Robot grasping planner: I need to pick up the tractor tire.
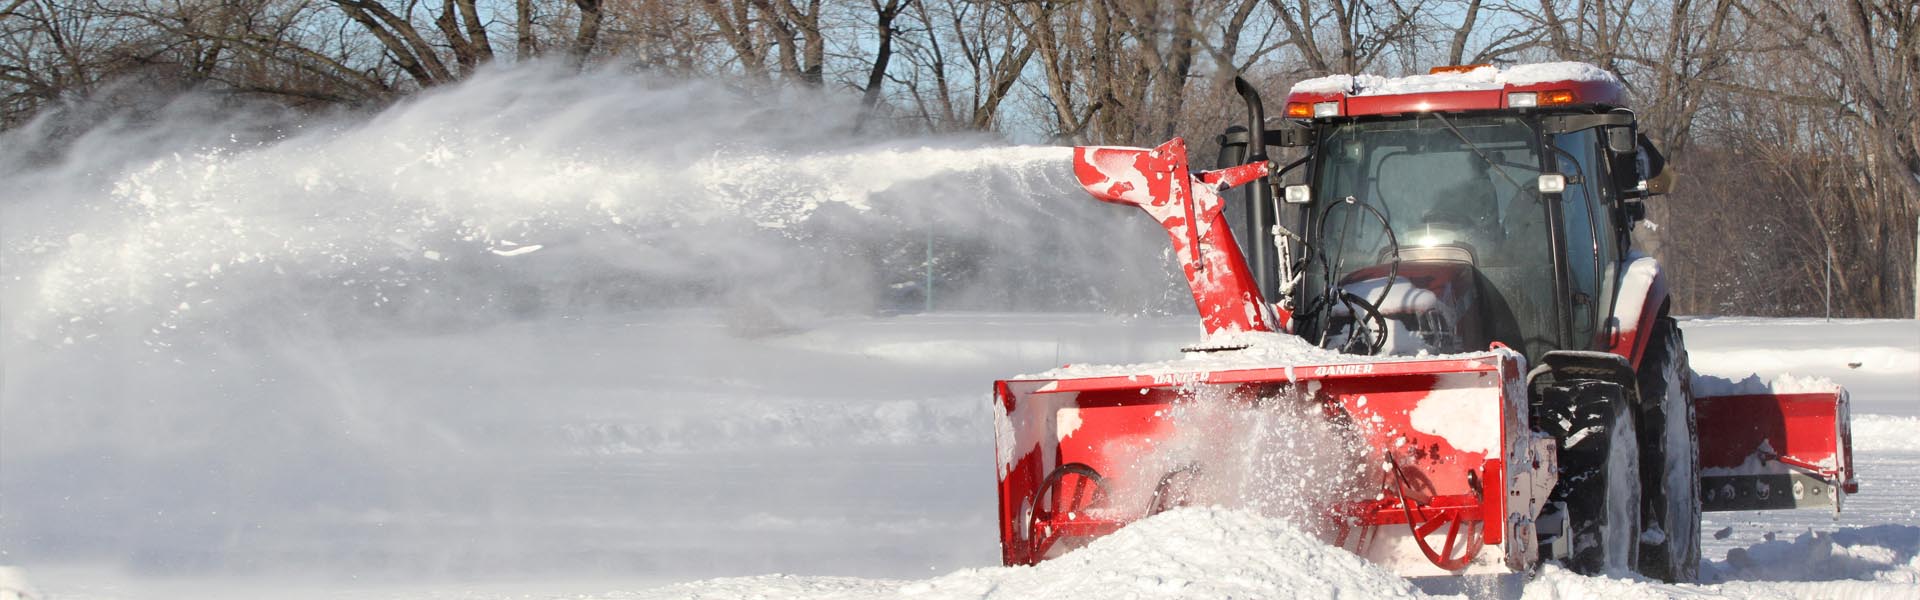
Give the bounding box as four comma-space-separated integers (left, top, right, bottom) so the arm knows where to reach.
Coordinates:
1544, 380, 1642, 575
1636, 316, 1702, 582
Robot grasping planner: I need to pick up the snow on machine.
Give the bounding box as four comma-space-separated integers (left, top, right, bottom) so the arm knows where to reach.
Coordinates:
993, 63, 1854, 581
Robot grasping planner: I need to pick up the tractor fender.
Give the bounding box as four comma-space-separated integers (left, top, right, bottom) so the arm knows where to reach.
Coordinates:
1535, 351, 1637, 391
1606, 252, 1668, 368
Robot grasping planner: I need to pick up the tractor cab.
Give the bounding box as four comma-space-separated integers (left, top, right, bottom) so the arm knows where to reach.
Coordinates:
1223, 64, 1668, 364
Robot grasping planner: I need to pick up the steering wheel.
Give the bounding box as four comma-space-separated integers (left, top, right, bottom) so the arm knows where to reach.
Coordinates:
1312, 196, 1400, 355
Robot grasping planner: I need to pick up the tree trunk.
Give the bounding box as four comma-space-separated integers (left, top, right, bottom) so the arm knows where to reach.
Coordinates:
516, 0, 536, 58
857, 0, 906, 130
1448, 0, 1481, 65
572, 0, 604, 65
457, 0, 494, 64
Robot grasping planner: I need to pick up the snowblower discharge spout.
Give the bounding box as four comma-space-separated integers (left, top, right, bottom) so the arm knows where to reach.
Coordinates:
1072, 139, 1275, 336
995, 62, 1854, 581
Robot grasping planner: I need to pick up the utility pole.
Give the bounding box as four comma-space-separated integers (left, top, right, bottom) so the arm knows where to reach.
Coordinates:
1825, 245, 1833, 322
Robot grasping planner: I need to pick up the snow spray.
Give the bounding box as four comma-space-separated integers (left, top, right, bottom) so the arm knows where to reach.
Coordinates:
1102, 384, 1372, 540
0, 64, 1182, 577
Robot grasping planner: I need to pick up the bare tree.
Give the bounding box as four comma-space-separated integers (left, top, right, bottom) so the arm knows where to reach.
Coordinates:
1268, 0, 1427, 77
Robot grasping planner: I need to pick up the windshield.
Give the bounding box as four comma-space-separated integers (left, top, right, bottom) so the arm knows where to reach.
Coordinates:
1303, 114, 1561, 360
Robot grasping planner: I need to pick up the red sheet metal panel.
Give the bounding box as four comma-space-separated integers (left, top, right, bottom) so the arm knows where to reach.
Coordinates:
1697, 392, 1850, 476
1346, 90, 1506, 116
1696, 389, 1855, 511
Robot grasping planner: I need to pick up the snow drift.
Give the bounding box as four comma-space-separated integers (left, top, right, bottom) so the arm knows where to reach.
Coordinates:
628, 508, 1420, 600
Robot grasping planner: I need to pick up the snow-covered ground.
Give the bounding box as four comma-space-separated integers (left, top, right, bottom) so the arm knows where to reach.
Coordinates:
2, 65, 1914, 599
4, 313, 1915, 599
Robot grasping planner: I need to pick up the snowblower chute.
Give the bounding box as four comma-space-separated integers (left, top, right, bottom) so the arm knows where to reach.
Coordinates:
993, 63, 1854, 580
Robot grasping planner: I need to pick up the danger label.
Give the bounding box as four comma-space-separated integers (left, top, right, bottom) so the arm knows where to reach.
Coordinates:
1313, 363, 1376, 377
1151, 371, 1204, 386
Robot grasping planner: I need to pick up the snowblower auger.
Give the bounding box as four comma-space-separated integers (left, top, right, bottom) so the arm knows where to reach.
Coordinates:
994, 353, 1550, 572
993, 62, 1855, 581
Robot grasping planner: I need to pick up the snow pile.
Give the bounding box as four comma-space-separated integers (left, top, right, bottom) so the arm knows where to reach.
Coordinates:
1025, 331, 1335, 379
1291, 62, 1618, 97
1690, 372, 1841, 397
1708, 526, 1920, 585
1688, 344, 1919, 377
1519, 564, 1676, 599
1460, 528, 1920, 599
1023, 330, 1487, 380
624, 508, 1422, 600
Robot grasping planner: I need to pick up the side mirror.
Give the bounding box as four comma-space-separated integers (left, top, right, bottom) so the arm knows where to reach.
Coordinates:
1608, 127, 1640, 195
1606, 126, 1636, 155
1283, 184, 1312, 204
1538, 174, 1567, 194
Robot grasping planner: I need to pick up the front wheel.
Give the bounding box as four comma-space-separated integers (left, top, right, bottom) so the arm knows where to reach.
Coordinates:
1637, 316, 1702, 582
1547, 381, 1642, 575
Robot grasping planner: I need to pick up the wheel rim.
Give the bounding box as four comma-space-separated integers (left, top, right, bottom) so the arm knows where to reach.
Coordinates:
1388, 452, 1485, 571
1027, 463, 1108, 560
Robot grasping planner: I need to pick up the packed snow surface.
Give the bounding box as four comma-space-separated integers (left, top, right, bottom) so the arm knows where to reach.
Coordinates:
3, 65, 1916, 600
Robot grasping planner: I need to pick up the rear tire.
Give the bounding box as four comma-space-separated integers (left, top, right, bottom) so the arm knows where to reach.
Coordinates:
1636, 316, 1702, 582
1546, 381, 1641, 575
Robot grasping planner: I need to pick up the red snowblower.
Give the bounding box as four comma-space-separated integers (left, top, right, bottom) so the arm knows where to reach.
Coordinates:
993, 63, 1854, 581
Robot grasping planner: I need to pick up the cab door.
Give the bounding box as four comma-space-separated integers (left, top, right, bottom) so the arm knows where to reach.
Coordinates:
1550, 129, 1620, 350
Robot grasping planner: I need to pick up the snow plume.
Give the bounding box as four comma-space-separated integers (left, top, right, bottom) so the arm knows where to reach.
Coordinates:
0, 62, 1178, 345
0, 63, 1182, 579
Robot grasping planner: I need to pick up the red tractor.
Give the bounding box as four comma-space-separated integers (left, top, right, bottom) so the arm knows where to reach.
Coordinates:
993, 63, 1853, 581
